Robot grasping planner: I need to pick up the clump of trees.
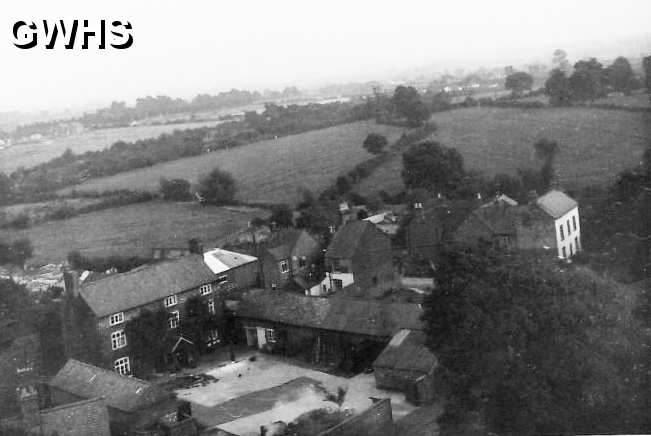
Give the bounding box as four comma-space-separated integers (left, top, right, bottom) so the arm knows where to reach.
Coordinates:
424, 247, 650, 435
197, 168, 236, 205
67, 250, 149, 273
362, 133, 388, 154
0, 238, 33, 269
545, 55, 642, 105
504, 71, 534, 97
391, 86, 431, 127
159, 178, 192, 201
401, 141, 465, 195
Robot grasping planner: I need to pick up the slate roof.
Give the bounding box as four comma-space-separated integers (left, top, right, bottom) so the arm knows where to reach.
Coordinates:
326, 220, 375, 259
79, 255, 217, 317
263, 228, 306, 260
535, 190, 578, 219
203, 248, 257, 274
50, 359, 173, 413
237, 289, 423, 337
373, 329, 437, 373
471, 203, 518, 235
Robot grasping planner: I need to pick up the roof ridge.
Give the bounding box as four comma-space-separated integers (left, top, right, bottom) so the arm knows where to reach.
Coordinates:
64, 359, 151, 387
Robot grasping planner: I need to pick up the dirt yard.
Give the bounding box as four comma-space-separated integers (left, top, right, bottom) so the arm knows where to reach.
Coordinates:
175, 351, 417, 435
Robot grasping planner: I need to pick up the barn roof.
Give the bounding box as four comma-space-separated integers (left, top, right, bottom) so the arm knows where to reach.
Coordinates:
373, 329, 437, 373
535, 190, 578, 219
237, 289, 423, 337
326, 220, 376, 259
50, 359, 173, 412
79, 255, 217, 317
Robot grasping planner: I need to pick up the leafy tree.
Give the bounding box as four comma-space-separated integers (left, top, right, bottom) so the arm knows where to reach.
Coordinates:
643, 55, 651, 93
545, 68, 572, 106
335, 176, 351, 195
0, 173, 12, 205
124, 308, 176, 375
269, 205, 294, 228
534, 138, 560, 192
431, 91, 452, 112
605, 56, 639, 95
179, 296, 221, 354
504, 71, 534, 97
159, 177, 192, 201
362, 133, 388, 154
401, 141, 465, 195
0, 238, 33, 269
569, 58, 606, 101
392, 86, 430, 126
197, 168, 236, 205
423, 248, 636, 435
551, 49, 571, 72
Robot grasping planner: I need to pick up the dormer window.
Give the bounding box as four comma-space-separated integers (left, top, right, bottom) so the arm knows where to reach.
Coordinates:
279, 260, 289, 273
109, 312, 124, 326
164, 295, 178, 307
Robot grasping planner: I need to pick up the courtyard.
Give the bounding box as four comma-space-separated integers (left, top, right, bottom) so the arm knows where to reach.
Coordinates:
174, 350, 418, 435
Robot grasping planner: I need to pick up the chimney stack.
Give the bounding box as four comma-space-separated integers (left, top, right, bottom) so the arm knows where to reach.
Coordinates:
188, 239, 204, 255
18, 385, 40, 431
63, 270, 80, 298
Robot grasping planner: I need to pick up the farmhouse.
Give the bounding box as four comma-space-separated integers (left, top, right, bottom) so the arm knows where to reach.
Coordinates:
63, 250, 257, 375
260, 228, 320, 291
454, 190, 582, 259
323, 220, 393, 292
237, 289, 425, 374
48, 359, 196, 435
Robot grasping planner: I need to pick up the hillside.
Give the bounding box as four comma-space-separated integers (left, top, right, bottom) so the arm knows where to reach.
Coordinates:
0, 201, 268, 267
61, 121, 406, 205
355, 107, 651, 197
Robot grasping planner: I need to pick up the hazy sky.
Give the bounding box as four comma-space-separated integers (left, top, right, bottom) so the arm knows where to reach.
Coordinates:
1, 0, 650, 112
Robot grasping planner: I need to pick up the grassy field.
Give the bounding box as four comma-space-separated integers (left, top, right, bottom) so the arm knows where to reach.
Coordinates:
0, 201, 268, 266
356, 106, 651, 197
62, 121, 407, 205
0, 119, 226, 174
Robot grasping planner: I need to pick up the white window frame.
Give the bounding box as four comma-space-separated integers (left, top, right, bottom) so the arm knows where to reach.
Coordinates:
114, 357, 130, 375
265, 328, 276, 343
299, 256, 307, 268
217, 274, 228, 285
207, 299, 216, 315
559, 224, 565, 241
279, 259, 289, 273
111, 330, 127, 350
164, 295, 178, 307
168, 311, 180, 329
109, 312, 124, 326
199, 284, 212, 296
206, 329, 220, 347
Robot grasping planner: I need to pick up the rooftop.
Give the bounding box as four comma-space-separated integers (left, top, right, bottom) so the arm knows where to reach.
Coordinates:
263, 228, 308, 260
237, 289, 423, 337
79, 255, 217, 317
535, 190, 578, 219
50, 359, 173, 413
203, 248, 257, 274
373, 329, 437, 374
327, 220, 377, 259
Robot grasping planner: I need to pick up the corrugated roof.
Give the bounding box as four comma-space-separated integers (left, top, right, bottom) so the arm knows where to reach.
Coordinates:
50, 359, 173, 412
203, 248, 257, 274
326, 220, 375, 259
79, 255, 217, 317
535, 190, 578, 219
373, 329, 437, 373
237, 290, 423, 337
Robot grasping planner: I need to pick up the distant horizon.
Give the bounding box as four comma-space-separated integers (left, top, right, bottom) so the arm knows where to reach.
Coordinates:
1, 0, 650, 115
